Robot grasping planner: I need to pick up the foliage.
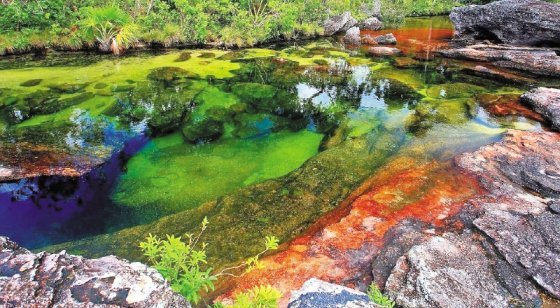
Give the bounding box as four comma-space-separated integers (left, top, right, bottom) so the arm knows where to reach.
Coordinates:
367, 283, 395, 308
214, 285, 282, 308
79, 6, 138, 53
139, 217, 279, 304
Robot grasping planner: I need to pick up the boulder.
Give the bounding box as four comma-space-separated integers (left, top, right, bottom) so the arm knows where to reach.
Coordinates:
324, 12, 357, 36
288, 278, 374, 308
385, 233, 526, 308
450, 0, 560, 46
440, 44, 560, 77
361, 17, 383, 31
367, 47, 401, 57
521, 87, 560, 130
0, 237, 189, 307
343, 27, 361, 45
362, 33, 396, 45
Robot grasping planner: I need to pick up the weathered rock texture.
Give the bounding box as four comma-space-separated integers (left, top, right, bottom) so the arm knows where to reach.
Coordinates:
362, 33, 396, 46
521, 87, 560, 130
450, 0, 560, 46
440, 44, 560, 77
288, 278, 374, 308
343, 27, 361, 45
0, 237, 188, 307
324, 12, 357, 36
361, 17, 383, 31
367, 47, 401, 57
378, 129, 560, 307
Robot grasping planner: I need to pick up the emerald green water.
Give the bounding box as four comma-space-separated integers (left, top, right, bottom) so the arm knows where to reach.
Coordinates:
0, 17, 551, 259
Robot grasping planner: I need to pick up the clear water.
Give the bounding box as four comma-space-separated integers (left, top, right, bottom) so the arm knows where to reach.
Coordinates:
0, 18, 548, 258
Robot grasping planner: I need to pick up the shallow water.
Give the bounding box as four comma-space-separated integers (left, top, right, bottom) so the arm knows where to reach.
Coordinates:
0, 17, 548, 256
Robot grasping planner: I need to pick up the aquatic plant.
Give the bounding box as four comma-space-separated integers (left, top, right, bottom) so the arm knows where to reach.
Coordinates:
139, 217, 279, 304
367, 283, 395, 308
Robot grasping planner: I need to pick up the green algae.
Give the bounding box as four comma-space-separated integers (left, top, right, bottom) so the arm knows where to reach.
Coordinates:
111, 129, 323, 216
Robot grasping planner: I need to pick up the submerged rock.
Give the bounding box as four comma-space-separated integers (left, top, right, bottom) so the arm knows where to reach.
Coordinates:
288, 278, 374, 308
343, 27, 361, 45
362, 33, 396, 45
324, 12, 357, 36
440, 44, 560, 77
0, 237, 188, 307
521, 87, 560, 130
367, 47, 401, 57
450, 0, 560, 46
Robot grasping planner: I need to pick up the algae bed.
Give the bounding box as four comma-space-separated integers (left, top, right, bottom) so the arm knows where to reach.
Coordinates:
0, 18, 548, 267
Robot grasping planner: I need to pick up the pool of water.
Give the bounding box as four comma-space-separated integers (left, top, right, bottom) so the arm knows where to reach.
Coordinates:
0, 17, 548, 254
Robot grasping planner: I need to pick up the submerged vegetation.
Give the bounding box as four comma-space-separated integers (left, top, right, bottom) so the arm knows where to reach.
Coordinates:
0, 0, 480, 54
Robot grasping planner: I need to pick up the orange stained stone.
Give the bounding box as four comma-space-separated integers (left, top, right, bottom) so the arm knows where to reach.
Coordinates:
217, 156, 483, 307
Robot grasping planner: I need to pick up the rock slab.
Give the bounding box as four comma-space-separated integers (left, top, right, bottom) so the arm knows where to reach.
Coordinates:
289, 278, 374, 308
0, 237, 189, 307
521, 87, 560, 130
324, 12, 357, 36
450, 0, 560, 46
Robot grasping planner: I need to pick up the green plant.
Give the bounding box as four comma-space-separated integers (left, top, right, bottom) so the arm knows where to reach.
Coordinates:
139, 217, 280, 304
79, 5, 138, 54
215, 285, 281, 308
367, 283, 395, 308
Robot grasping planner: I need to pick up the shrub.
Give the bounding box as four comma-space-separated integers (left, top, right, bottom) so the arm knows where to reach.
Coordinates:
139, 217, 280, 304
367, 283, 395, 308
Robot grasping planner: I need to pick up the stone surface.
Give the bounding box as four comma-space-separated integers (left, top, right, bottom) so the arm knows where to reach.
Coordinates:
288, 278, 374, 308
440, 44, 560, 77
0, 237, 188, 307
385, 233, 521, 308
551, 200, 560, 214
521, 87, 560, 130
343, 27, 361, 45
367, 47, 401, 57
324, 12, 357, 36
361, 17, 383, 31
362, 33, 396, 46
450, 0, 560, 46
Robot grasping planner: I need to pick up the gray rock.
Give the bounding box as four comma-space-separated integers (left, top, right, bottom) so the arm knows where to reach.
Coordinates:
521, 87, 560, 131
367, 47, 401, 57
362, 33, 396, 45
324, 12, 357, 36
450, 0, 560, 46
361, 17, 383, 31
384, 233, 523, 308
343, 27, 361, 45
289, 278, 374, 308
551, 200, 560, 214
474, 210, 560, 298
0, 237, 188, 307
440, 44, 560, 77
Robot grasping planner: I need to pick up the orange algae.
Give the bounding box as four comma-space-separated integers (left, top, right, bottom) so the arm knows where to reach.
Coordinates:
217, 156, 484, 306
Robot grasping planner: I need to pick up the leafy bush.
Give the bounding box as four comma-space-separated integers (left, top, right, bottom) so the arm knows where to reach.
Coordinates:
214, 285, 282, 308
139, 217, 279, 304
367, 283, 395, 308
79, 6, 138, 53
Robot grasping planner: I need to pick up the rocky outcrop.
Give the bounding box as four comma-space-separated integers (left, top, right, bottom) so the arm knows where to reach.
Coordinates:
361, 17, 383, 31
521, 87, 560, 130
324, 12, 357, 36
450, 0, 560, 46
362, 33, 396, 46
377, 129, 560, 307
288, 278, 374, 308
343, 27, 361, 45
440, 44, 560, 77
0, 237, 188, 307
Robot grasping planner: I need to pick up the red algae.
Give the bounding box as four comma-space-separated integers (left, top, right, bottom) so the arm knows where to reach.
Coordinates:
476, 93, 546, 122
217, 156, 483, 306
361, 27, 453, 58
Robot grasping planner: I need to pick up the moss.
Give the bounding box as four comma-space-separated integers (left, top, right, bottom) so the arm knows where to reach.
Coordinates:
175, 52, 192, 62
111, 84, 136, 92
182, 118, 225, 144
198, 52, 216, 58
47, 82, 88, 94
20, 79, 42, 87
426, 83, 486, 99
94, 83, 108, 89
231, 82, 277, 106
